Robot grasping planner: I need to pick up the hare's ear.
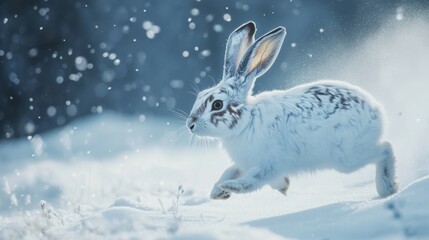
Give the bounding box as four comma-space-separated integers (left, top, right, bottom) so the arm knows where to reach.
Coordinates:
236, 27, 286, 81
223, 21, 256, 79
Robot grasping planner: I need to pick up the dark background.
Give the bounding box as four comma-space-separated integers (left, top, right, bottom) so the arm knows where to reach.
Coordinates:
1, 0, 428, 141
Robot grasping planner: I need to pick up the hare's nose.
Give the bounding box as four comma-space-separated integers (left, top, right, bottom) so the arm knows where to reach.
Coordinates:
186, 117, 197, 131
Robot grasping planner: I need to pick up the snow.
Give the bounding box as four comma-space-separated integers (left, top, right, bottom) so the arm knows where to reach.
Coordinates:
250, 177, 429, 239
0, 111, 428, 239
1, 3, 429, 239
75, 56, 88, 71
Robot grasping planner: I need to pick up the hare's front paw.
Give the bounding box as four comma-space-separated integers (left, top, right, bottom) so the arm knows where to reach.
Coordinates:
210, 187, 231, 200
218, 180, 250, 193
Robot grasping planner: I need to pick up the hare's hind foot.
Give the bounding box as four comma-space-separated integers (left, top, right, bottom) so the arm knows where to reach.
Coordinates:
375, 141, 398, 197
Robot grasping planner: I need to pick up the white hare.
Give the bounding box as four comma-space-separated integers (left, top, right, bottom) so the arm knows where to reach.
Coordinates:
186, 21, 397, 199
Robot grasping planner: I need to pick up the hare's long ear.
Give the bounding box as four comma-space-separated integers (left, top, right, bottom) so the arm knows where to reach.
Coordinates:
223, 21, 256, 79
236, 27, 286, 84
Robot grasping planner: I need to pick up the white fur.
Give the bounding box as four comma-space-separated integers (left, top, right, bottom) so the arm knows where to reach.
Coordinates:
225, 80, 381, 173
187, 22, 397, 199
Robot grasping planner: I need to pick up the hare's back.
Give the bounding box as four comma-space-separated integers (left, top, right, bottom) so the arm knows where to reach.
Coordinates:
285, 80, 382, 124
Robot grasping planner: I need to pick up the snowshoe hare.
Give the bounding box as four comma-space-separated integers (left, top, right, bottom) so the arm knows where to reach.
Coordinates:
186, 21, 397, 199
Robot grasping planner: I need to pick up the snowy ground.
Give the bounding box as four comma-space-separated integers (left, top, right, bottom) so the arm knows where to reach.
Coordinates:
0, 111, 428, 240
1, 15, 429, 240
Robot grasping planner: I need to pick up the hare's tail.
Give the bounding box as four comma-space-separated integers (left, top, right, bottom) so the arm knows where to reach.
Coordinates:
375, 141, 398, 197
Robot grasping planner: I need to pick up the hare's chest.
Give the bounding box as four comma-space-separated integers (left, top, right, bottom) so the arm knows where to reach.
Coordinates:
221, 133, 278, 170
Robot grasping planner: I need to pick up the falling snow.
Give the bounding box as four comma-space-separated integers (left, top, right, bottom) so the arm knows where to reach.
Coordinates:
74, 56, 88, 71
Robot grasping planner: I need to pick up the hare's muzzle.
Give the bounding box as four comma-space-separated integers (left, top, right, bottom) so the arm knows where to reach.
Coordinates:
186, 117, 196, 131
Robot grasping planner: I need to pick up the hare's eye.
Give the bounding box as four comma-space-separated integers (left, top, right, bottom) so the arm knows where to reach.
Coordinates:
212, 100, 223, 111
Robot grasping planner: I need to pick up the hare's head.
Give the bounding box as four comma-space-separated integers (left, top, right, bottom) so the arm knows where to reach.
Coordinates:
187, 21, 286, 138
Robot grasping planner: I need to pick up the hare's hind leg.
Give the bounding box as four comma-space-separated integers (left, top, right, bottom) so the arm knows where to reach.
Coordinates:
269, 177, 290, 195
375, 141, 398, 197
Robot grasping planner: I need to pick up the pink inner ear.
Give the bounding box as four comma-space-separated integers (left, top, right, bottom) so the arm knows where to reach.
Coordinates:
249, 37, 280, 75
238, 28, 285, 78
